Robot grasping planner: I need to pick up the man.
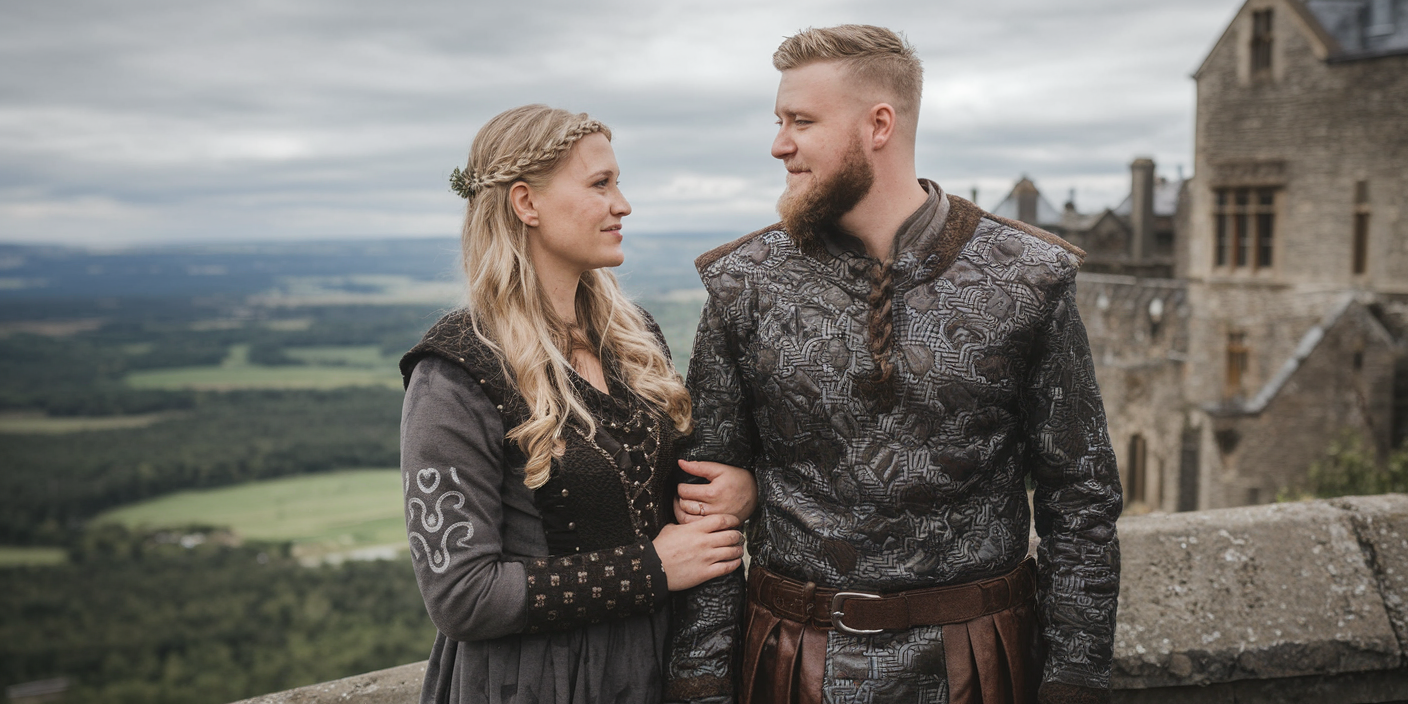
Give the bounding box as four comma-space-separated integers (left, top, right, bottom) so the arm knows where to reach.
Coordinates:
666, 25, 1121, 704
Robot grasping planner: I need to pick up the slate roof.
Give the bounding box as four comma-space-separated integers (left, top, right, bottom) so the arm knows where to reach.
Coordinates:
1113, 178, 1185, 219
990, 184, 1065, 227
1305, 0, 1408, 59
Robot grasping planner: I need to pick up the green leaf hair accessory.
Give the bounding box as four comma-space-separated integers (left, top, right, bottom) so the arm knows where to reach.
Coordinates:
449, 167, 478, 199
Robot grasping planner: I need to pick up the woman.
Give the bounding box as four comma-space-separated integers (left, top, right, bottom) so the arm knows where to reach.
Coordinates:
399, 104, 753, 704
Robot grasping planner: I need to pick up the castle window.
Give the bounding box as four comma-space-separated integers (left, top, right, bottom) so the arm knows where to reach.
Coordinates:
1251, 9, 1274, 75
1256, 190, 1274, 267
1354, 180, 1370, 275
1127, 434, 1150, 506
1215, 190, 1229, 266
1226, 332, 1249, 398
1213, 187, 1276, 270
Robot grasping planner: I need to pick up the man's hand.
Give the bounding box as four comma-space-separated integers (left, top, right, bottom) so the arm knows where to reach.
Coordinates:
674, 460, 757, 524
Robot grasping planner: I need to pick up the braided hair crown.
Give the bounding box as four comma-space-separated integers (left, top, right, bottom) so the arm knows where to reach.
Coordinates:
450, 109, 608, 200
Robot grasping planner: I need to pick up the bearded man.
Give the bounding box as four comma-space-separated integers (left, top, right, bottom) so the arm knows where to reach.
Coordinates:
666, 25, 1121, 704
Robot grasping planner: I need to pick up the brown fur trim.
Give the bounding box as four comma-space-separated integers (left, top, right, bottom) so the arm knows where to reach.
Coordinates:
926, 194, 986, 278
983, 212, 1087, 264
694, 222, 783, 274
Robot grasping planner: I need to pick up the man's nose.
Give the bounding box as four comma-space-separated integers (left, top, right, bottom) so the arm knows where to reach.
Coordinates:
771, 129, 794, 160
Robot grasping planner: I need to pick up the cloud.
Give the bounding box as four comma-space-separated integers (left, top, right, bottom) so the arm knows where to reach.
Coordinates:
0, 0, 1242, 245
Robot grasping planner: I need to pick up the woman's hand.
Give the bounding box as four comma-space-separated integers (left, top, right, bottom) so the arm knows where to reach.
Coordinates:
653, 513, 745, 591
674, 460, 757, 524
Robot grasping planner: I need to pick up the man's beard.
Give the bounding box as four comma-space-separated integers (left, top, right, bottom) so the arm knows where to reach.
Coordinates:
777, 137, 875, 255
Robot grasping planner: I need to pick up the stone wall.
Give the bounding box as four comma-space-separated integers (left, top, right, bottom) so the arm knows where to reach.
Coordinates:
1175, 0, 1408, 512
231, 496, 1408, 704
1205, 298, 1401, 507
1189, 0, 1408, 294
1075, 273, 1191, 513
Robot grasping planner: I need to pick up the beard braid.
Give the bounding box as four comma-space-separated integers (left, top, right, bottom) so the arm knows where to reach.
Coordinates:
777, 136, 876, 256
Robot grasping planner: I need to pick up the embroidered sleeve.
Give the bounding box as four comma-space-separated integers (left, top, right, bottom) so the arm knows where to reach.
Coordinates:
1024, 279, 1123, 690
402, 356, 528, 642
521, 539, 668, 634
666, 285, 753, 701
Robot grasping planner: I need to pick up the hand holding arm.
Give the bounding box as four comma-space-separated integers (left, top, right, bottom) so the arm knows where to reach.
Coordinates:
654, 513, 745, 590
674, 460, 757, 524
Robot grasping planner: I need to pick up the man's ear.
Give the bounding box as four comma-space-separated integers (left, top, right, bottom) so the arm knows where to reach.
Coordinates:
868, 102, 898, 150
509, 182, 539, 228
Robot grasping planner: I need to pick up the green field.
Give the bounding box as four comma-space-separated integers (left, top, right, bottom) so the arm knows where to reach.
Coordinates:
284, 344, 392, 366
0, 411, 177, 434
97, 469, 407, 562
0, 546, 67, 567
125, 344, 402, 391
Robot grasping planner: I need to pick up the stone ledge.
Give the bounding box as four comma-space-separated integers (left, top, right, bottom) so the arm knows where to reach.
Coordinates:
1111, 668, 1408, 704
1114, 499, 1402, 689
229, 662, 424, 704
229, 495, 1408, 704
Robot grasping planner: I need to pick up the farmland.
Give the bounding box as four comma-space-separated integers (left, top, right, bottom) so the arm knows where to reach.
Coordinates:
98, 469, 407, 563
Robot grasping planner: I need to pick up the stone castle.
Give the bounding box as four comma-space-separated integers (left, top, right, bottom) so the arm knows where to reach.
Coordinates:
1000, 0, 1408, 512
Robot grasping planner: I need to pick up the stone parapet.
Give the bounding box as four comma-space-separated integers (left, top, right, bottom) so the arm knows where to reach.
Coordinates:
229, 662, 425, 704
232, 496, 1408, 704
1113, 495, 1408, 702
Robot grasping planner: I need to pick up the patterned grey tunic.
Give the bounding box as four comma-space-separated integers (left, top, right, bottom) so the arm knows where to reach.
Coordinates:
667, 183, 1122, 703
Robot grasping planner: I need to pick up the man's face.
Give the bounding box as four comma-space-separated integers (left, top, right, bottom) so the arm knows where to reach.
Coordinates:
772, 61, 875, 243
772, 61, 870, 208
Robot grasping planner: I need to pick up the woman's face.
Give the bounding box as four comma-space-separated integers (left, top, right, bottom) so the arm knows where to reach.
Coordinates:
522, 132, 631, 278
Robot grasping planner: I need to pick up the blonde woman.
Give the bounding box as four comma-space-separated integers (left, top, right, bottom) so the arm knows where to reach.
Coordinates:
398, 104, 753, 704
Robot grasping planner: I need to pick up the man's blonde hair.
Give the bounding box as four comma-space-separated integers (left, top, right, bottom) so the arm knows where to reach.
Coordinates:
773, 25, 923, 117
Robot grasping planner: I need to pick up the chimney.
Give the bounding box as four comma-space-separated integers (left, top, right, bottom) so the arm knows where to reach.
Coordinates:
1014, 177, 1039, 225
1130, 158, 1156, 262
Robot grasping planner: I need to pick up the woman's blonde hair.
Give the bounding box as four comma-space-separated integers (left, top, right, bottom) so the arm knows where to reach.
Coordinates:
456, 104, 691, 489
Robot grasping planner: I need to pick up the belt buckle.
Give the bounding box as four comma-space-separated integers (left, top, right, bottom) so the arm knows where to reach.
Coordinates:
830, 591, 883, 636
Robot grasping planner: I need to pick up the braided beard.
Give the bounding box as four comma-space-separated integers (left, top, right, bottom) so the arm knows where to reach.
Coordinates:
777, 136, 875, 255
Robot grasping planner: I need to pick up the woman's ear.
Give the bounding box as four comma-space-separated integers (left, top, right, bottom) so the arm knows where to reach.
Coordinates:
509, 182, 539, 228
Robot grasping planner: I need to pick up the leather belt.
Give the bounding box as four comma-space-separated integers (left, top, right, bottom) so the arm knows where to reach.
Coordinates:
747, 557, 1036, 637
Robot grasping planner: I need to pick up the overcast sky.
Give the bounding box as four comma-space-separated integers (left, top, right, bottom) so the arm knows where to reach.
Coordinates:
1, 0, 1242, 246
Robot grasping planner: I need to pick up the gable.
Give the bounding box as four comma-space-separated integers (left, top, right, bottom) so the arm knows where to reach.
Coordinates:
1194, 0, 1341, 79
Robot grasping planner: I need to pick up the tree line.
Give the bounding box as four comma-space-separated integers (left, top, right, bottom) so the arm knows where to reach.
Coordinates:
0, 525, 434, 704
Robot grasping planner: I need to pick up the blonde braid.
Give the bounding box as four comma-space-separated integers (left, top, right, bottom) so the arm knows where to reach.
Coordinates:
450, 118, 606, 199
865, 259, 898, 409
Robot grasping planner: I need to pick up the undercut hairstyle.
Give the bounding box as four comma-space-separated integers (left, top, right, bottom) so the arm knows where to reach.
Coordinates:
457, 104, 692, 489
773, 24, 923, 118
774, 25, 923, 406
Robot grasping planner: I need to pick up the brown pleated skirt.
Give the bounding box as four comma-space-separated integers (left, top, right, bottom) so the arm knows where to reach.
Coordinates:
740, 582, 1038, 704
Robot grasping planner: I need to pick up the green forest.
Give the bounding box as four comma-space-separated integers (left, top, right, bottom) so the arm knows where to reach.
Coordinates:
0, 273, 707, 703
1, 526, 433, 704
